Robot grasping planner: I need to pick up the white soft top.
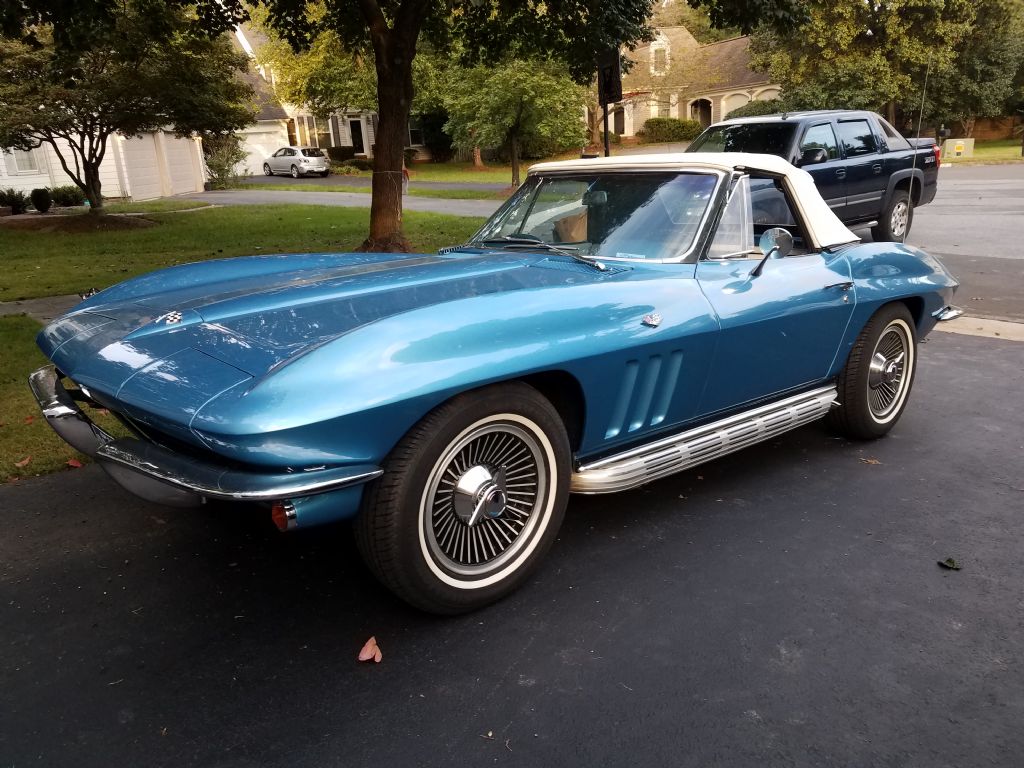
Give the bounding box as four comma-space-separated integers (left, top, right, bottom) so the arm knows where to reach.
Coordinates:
528, 152, 860, 251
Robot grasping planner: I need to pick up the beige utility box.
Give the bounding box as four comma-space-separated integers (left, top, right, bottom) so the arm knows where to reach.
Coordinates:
942, 138, 974, 159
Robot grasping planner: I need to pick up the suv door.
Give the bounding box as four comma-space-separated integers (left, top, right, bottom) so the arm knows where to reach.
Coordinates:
836, 119, 885, 222
798, 122, 846, 216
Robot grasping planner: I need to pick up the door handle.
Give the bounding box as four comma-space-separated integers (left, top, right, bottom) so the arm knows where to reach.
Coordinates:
872, 163, 883, 174
835, 169, 846, 179
825, 281, 854, 291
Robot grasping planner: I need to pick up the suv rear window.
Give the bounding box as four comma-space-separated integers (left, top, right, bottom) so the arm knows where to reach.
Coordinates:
688, 123, 797, 158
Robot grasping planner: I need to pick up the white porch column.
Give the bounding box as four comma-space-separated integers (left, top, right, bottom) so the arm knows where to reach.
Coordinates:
624, 102, 635, 136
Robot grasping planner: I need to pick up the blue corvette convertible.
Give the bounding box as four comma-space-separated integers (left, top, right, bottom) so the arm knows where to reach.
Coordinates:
30, 153, 961, 613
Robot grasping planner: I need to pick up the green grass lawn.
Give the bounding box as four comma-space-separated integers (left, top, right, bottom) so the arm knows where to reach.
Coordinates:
944, 138, 1024, 164
237, 182, 509, 200
0, 204, 486, 301
0, 314, 125, 482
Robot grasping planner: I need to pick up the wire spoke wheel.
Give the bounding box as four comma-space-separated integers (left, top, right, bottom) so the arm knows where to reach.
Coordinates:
866, 324, 910, 420
423, 419, 547, 578
827, 303, 918, 440
356, 382, 569, 614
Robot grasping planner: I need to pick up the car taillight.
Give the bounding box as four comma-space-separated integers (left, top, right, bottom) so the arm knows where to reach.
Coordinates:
933, 144, 941, 169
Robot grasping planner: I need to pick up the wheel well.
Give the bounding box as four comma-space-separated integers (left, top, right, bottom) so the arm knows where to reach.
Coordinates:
519, 370, 586, 451
897, 296, 925, 330
894, 178, 921, 205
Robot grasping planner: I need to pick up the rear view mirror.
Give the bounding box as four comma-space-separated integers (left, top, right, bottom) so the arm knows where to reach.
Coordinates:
582, 190, 607, 206
798, 148, 828, 166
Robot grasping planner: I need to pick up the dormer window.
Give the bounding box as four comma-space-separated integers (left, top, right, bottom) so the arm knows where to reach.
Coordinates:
650, 34, 670, 76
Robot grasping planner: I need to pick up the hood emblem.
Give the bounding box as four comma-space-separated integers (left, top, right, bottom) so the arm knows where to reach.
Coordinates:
157, 311, 183, 325
641, 312, 662, 328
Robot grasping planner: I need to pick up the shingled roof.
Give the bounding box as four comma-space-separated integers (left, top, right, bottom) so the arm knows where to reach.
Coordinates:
229, 29, 289, 122
694, 36, 771, 91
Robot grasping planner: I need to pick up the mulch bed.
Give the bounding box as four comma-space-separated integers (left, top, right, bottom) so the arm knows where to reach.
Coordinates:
0, 213, 156, 233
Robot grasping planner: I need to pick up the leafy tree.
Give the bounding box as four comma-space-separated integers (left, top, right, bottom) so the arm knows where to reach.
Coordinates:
445, 60, 586, 187
675, 4, 741, 44
925, 0, 1024, 135
747, 0, 976, 123
0, 4, 253, 211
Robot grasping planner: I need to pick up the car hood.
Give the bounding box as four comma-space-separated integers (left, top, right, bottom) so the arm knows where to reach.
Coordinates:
40, 250, 629, 432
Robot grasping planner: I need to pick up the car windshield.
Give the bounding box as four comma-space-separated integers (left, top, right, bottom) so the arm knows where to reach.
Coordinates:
471, 172, 720, 261
301, 148, 325, 157
688, 123, 797, 158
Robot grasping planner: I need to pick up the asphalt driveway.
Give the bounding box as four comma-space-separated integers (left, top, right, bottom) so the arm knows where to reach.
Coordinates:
3, 330, 1022, 767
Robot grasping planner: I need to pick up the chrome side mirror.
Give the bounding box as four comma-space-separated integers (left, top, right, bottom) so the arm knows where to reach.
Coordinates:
759, 227, 793, 259
751, 227, 794, 278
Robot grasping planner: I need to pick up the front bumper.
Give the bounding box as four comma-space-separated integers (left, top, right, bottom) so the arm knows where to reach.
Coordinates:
29, 365, 382, 509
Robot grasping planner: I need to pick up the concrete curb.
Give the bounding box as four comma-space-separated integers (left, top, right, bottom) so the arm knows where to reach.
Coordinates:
933, 315, 1024, 342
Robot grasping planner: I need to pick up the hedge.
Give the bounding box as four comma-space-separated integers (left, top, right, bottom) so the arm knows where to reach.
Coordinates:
637, 117, 704, 143
724, 99, 784, 120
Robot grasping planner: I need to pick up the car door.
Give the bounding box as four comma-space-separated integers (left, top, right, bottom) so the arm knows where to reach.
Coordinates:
695, 175, 855, 416
798, 122, 847, 216
836, 119, 885, 222
269, 148, 285, 173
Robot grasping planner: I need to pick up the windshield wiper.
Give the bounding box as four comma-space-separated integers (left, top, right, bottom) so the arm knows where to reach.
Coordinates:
477, 236, 608, 272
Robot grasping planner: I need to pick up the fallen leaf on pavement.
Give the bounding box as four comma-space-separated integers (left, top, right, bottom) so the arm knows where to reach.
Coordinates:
859, 458, 882, 465
67, 458, 83, 468
358, 636, 382, 663
938, 557, 962, 571
14, 456, 32, 468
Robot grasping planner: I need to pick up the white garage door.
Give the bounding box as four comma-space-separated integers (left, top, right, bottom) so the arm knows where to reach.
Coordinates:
120, 135, 162, 201
163, 135, 201, 195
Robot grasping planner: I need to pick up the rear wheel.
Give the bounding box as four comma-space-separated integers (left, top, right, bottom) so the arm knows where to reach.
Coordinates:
872, 189, 912, 242
263, 163, 273, 176
827, 303, 917, 439
356, 383, 570, 614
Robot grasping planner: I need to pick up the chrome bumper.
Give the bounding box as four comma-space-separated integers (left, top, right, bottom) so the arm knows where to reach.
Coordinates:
932, 305, 964, 321
28, 365, 382, 508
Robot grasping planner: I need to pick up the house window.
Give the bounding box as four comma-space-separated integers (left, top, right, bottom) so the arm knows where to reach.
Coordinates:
652, 49, 667, 74
408, 117, 424, 146
4, 149, 38, 174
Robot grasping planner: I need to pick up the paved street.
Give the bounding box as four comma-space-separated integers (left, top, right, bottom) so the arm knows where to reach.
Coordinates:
247, 172, 507, 192
2, 331, 1023, 767
189, 188, 500, 218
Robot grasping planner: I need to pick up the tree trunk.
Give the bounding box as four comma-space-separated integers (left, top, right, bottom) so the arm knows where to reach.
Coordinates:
472, 146, 485, 168
361, 52, 413, 252
886, 101, 896, 125
83, 160, 104, 212
510, 134, 521, 188
587, 102, 602, 147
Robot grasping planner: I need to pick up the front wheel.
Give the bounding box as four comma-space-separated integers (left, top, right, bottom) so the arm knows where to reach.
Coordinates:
872, 190, 913, 242
355, 383, 570, 614
263, 163, 273, 176
827, 303, 917, 439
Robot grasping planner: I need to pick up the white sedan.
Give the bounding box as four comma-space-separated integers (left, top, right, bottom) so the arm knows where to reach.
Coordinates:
263, 146, 330, 178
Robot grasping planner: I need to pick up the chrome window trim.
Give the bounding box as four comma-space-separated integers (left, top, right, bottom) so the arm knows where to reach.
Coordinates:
508, 168, 728, 265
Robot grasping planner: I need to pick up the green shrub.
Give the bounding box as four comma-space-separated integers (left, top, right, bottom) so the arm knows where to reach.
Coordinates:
202, 134, 246, 190
30, 188, 52, 213
326, 146, 356, 163
330, 163, 363, 175
638, 117, 704, 143
599, 130, 622, 145
0, 188, 30, 214
344, 158, 373, 171
403, 147, 419, 166
724, 99, 784, 120
49, 184, 87, 207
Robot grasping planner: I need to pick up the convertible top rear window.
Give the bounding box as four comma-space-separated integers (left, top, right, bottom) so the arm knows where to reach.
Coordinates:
689, 123, 797, 158
472, 172, 720, 262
